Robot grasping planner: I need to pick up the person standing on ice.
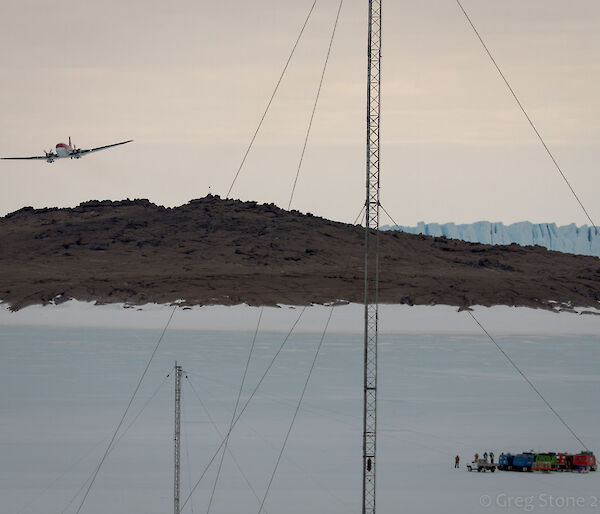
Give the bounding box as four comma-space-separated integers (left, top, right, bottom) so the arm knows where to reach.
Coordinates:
455, 455, 460, 468
490, 451, 495, 464
483, 452, 488, 462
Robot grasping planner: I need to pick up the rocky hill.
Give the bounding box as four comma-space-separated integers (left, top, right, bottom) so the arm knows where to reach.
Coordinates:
1, 196, 599, 311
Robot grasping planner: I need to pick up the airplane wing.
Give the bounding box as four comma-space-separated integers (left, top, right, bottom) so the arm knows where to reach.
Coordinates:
74, 140, 133, 156
1, 154, 53, 160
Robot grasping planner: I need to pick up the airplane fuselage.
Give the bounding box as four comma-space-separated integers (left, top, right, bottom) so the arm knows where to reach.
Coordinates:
55, 143, 74, 158
54, 137, 82, 161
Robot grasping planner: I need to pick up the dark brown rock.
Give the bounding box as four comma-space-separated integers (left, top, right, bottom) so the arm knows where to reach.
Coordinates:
0, 195, 599, 311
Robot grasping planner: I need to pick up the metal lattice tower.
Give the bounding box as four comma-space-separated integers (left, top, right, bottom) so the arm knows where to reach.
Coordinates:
363, 1, 381, 514
174, 362, 183, 514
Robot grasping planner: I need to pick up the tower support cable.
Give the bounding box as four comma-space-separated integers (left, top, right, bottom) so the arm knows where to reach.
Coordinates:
257, 306, 335, 514
455, 0, 597, 233
468, 311, 589, 451
226, 0, 318, 198
206, 308, 264, 514
288, 0, 344, 210
184, 376, 267, 510
180, 307, 307, 510
363, 1, 382, 513
59, 368, 172, 514
74, 306, 177, 514
380, 198, 592, 452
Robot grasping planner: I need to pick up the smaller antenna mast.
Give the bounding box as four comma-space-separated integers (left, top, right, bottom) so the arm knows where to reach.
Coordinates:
174, 362, 183, 514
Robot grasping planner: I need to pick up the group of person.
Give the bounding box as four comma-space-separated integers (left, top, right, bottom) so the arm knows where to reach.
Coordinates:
454, 451, 495, 468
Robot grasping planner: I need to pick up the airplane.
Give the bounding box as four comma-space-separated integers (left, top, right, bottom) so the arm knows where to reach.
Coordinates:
1, 137, 133, 163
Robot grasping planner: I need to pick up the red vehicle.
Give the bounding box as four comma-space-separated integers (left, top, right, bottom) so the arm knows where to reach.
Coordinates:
573, 452, 596, 472
557, 453, 573, 471
557, 452, 597, 472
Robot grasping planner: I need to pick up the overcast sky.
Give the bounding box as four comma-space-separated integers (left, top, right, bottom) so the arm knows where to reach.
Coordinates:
1, 0, 598, 225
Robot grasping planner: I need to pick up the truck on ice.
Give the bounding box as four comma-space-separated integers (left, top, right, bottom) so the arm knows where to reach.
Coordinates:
498, 451, 596, 473
467, 458, 496, 472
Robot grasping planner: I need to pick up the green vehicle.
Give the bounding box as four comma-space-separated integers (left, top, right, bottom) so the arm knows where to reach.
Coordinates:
533, 453, 557, 472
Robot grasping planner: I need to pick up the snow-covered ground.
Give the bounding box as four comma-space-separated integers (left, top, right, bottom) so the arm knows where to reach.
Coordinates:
1, 302, 599, 513
1, 300, 600, 335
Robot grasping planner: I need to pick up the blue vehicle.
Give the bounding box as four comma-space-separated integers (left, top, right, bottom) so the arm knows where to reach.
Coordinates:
498, 452, 534, 472
498, 453, 513, 470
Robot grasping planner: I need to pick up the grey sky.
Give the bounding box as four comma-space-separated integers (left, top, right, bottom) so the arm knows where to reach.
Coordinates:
1, 0, 598, 225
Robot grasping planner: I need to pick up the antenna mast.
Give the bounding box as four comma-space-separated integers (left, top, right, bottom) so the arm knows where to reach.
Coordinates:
363, 1, 381, 513
174, 362, 183, 514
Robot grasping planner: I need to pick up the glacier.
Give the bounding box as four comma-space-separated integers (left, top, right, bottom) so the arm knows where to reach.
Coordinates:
383, 221, 600, 258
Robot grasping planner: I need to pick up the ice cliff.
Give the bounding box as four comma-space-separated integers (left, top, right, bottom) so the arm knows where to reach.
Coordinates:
384, 221, 600, 258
